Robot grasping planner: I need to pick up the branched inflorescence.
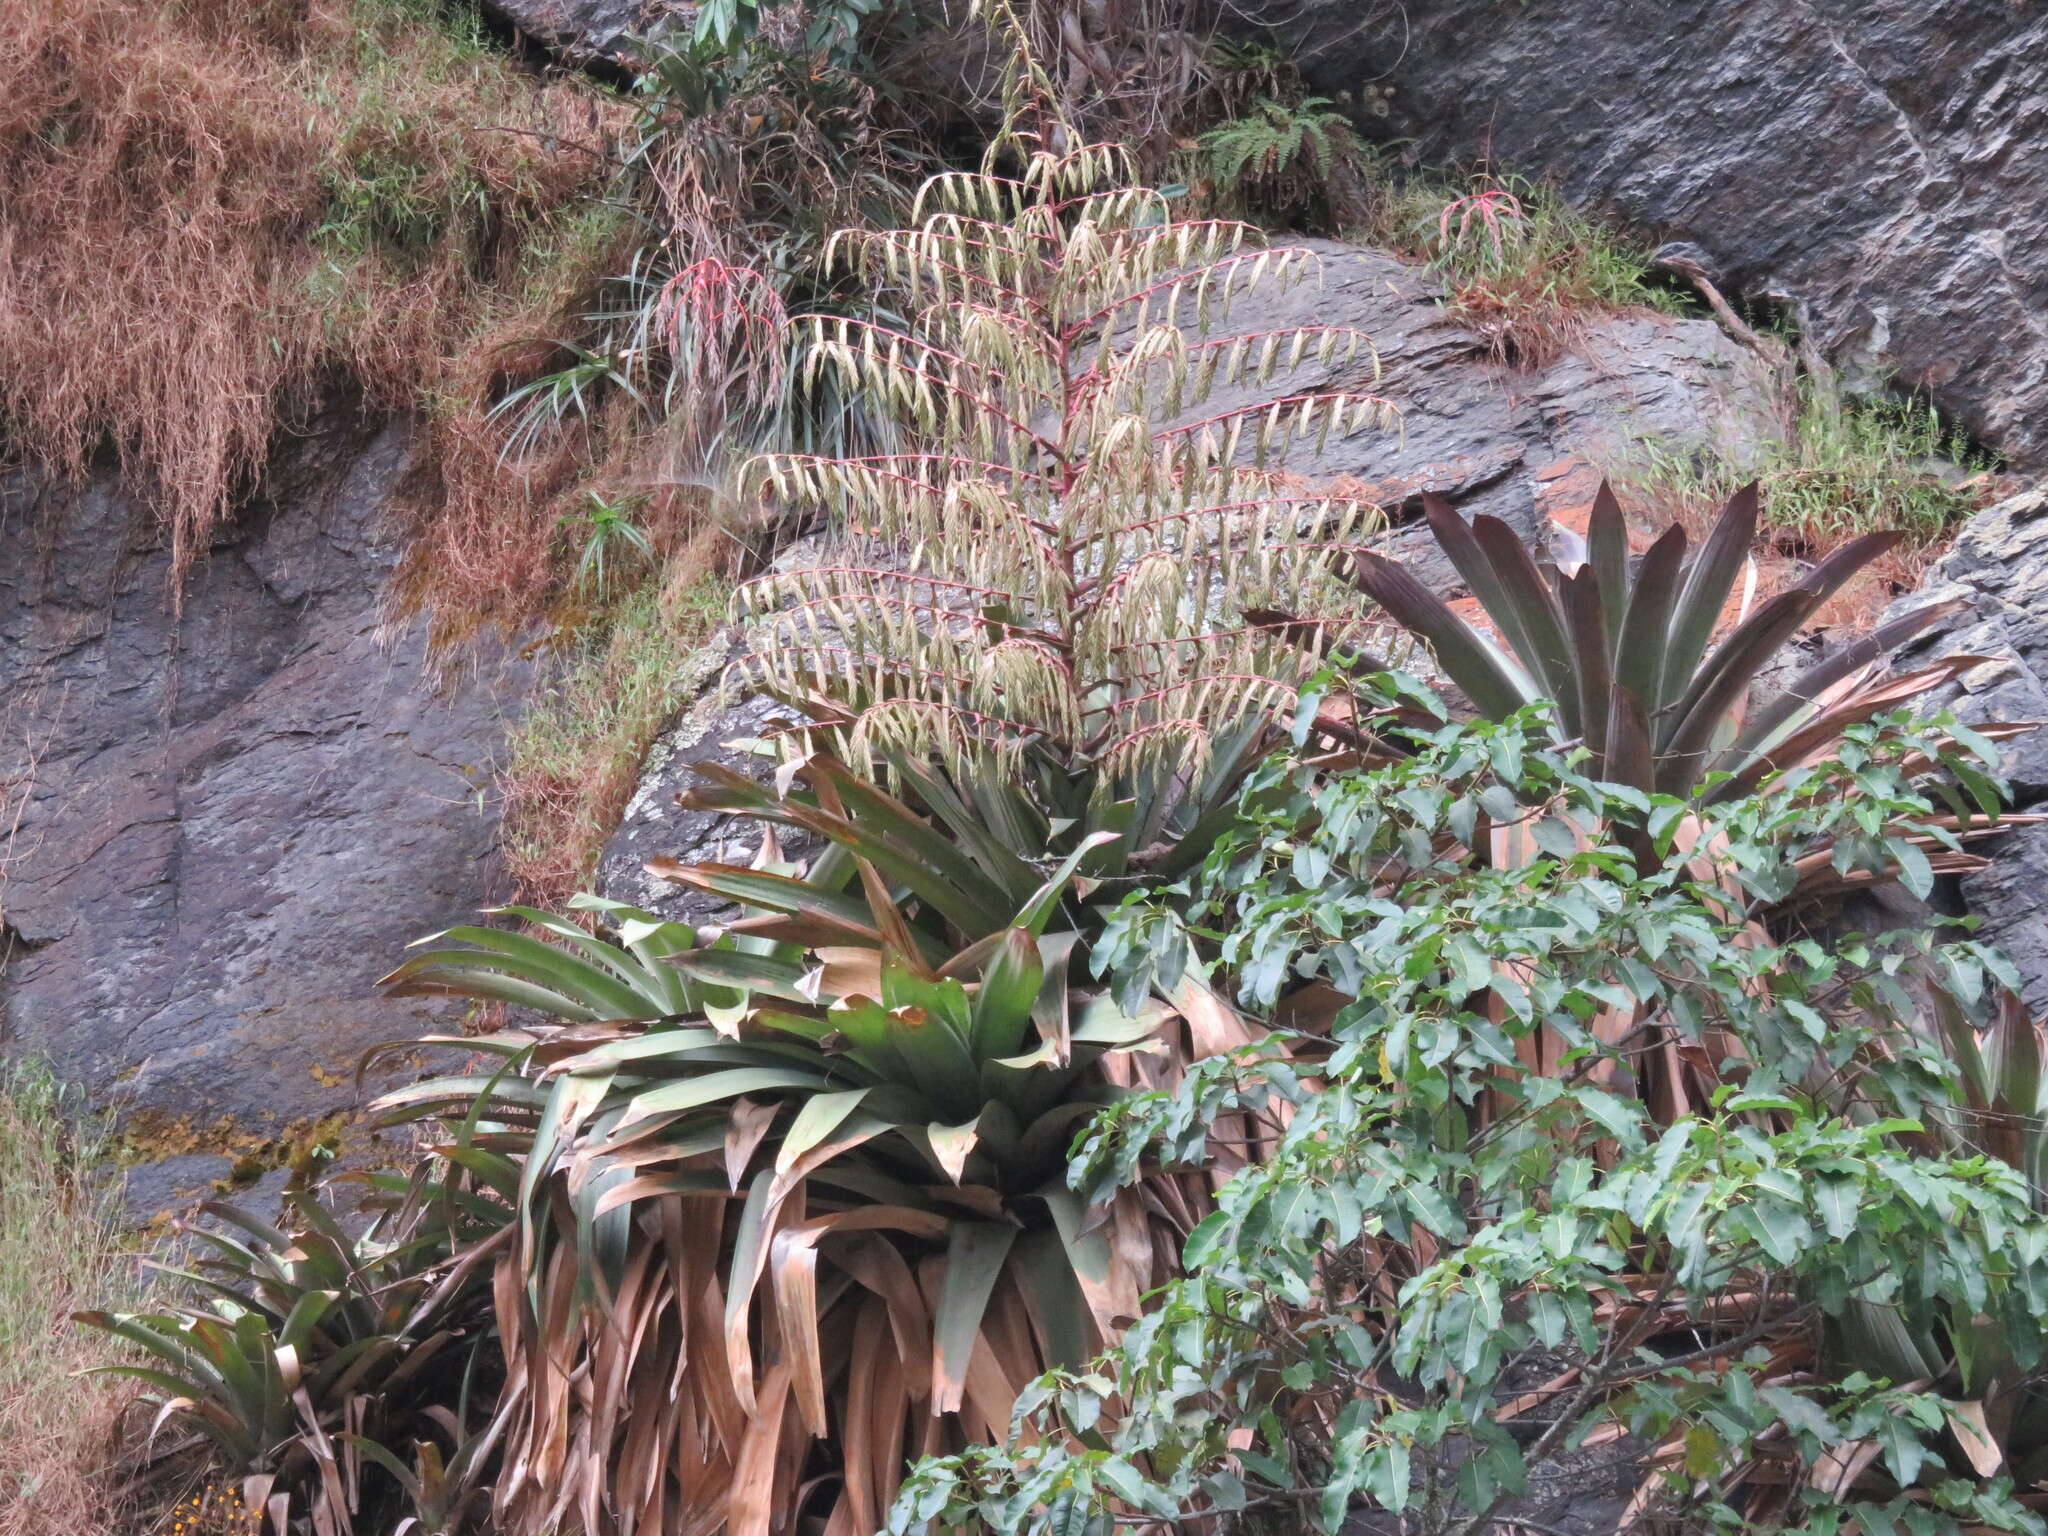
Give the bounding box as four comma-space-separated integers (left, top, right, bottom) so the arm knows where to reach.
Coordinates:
728, 141, 1399, 789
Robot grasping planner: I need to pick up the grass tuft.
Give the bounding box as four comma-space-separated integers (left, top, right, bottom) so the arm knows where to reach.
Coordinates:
0, 1064, 149, 1536
1378, 172, 1684, 366
1624, 377, 1999, 543
1617, 376, 2002, 624
499, 570, 730, 908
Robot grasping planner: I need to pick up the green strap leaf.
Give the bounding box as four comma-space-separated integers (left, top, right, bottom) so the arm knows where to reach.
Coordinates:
931, 1221, 1019, 1414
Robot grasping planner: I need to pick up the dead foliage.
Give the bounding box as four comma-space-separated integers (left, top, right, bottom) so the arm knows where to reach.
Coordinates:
0, 0, 620, 585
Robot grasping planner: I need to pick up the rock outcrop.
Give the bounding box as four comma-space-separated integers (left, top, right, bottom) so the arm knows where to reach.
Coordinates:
596, 243, 1782, 920
1888, 485, 2048, 1010
0, 413, 528, 1217
483, 0, 682, 59
1271, 0, 2048, 470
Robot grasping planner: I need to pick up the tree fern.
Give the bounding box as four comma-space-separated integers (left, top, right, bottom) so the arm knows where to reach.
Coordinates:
724, 138, 1398, 876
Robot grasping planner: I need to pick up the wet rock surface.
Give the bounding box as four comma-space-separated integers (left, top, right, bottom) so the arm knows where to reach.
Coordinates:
0, 413, 528, 1220
1271, 0, 2048, 470
482, 0, 690, 60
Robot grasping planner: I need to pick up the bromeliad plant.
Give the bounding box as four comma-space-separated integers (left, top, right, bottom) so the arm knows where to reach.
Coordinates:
1341, 481, 2025, 931
722, 135, 1398, 892
375, 817, 1258, 1536
1350, 482, 1985, 803
77, 1157, 511, 1536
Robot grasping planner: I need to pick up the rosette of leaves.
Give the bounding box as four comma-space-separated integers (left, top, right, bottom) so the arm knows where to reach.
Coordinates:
1350, 482, 1992, 802
375, 823, 1257, 1536
720, 136, 1397, 891
77, 1156, 510, 1536
1335, 481, 2028, 935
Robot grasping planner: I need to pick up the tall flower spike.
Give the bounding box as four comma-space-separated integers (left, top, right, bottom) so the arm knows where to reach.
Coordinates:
729, 141, 1400, 805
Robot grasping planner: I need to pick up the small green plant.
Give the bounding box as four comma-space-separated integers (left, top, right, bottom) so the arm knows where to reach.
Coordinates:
1346, 480, 1989, 810
1626, 377, 1997, 548
1384, 172, 1681, 365
1196, 95, 1372, 230
560, 490, 656, 597
79, 1157, 511, 1536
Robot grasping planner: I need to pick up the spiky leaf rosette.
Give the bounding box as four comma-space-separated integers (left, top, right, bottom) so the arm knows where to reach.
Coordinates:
374, 836, 1263, 1536
727, 141, 1397, 834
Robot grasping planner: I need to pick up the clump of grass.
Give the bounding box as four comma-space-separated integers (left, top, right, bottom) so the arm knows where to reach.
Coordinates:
1627, 377, 1998, 546
1380, 172, 1684, 366
1617, 377, 2001, 626
0, 0, 620, 581
0, 1064, 148, 1536
499, 570, 730, 907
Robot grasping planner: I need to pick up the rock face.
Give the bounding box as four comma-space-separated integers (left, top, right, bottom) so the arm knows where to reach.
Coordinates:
1888, 486, 2048, 1010
592, 627, 811, 924
596, 243, 1781, 917
1273, 0, 2048, 469
0, 413, 527, 1217
482, 0, 689, 60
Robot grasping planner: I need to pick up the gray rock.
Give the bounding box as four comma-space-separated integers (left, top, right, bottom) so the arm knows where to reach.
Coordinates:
115, 1153, 237, 1226
1889, 486, 2048, 797
1958, 820, 2048, 1015
1884, 485, 2048, 1009
482, 0, 692, 61
1267, 0, 2048, 468
1, 412, 528, 1196
1153, 242, 1781, 572
592, 628, 816, 924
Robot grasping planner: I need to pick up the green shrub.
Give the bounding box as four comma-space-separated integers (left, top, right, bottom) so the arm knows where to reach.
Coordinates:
1195, 95, 1375, 232
891, 702, 2048, 1536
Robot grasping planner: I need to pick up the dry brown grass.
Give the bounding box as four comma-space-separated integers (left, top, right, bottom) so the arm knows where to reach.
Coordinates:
0, 0, 621, 583
0, 1068, 148, 1536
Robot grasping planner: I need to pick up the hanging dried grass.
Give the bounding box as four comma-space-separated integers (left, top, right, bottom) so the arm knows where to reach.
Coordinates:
0, 0, 618, 589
